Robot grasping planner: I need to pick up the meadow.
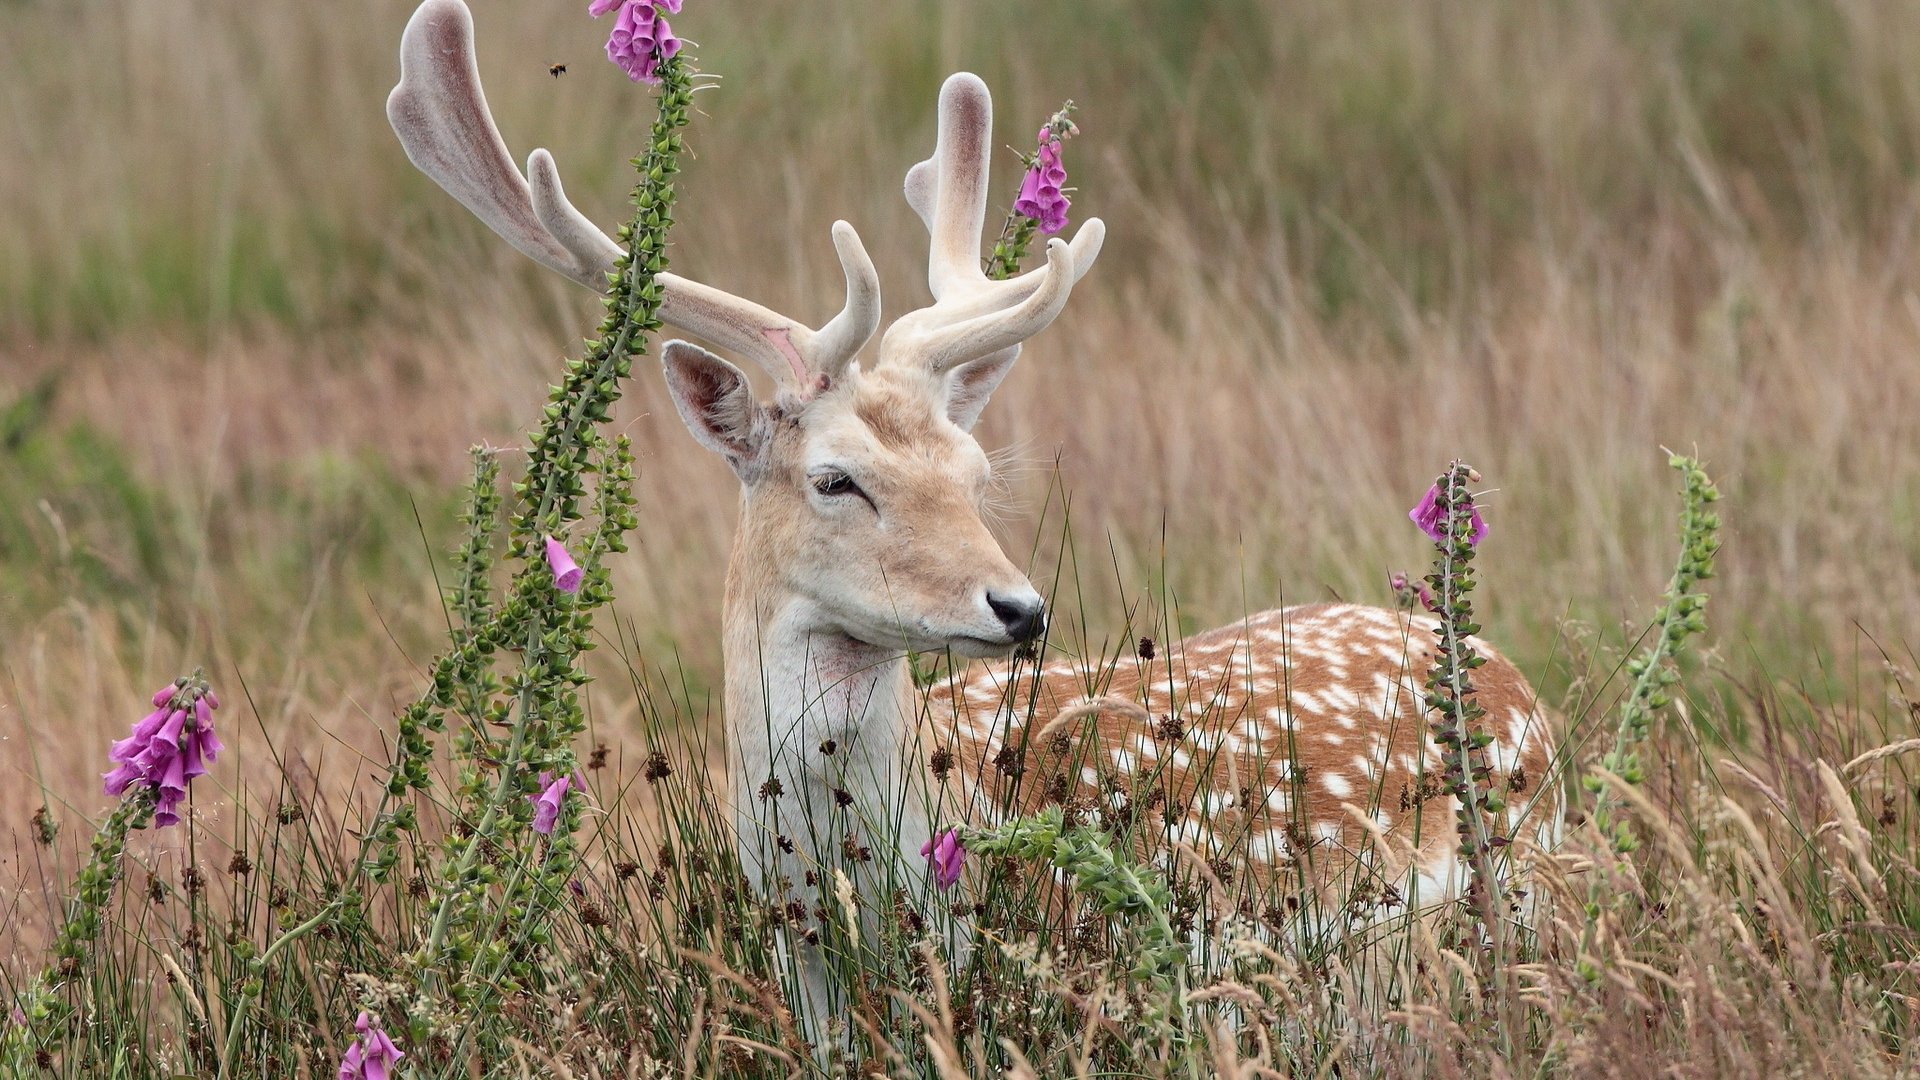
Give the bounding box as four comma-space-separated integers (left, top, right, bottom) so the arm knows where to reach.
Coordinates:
5, 0, 1920, 1075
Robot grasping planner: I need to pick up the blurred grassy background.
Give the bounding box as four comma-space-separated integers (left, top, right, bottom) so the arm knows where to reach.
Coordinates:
5, 0, 1920, 881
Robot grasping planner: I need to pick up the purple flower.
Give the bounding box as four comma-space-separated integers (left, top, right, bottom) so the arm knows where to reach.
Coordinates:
1014, 127, 1072, 235
543, 536, 584, 594
1409, 483, 1487, 547
529, 771, 570, 835
919, 828, 964, 890
1388, 571, 1436, 612
338, 1011, 404, 1080
593, 0, 683, 85
103, 682, 222, 828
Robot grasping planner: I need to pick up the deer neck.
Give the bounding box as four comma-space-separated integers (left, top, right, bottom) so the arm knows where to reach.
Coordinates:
719, 516, 930, 876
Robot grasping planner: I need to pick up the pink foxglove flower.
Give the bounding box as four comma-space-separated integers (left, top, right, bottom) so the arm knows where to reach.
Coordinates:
543, 536, 584, 594
529, 771, 571, 835
1409, 483, 1486, 547
1388, 570, 1437, 612
919, 828, 964, 890
1014, 126, 1072, 235
593, 0, 684, 85
337, 1011, 404, 1080
103, 682, 222, 828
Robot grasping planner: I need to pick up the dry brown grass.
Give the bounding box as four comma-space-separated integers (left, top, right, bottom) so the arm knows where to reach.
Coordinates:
6, 5, 1920, 1069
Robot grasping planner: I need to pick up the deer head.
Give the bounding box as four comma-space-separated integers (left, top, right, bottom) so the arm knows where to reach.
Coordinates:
388, 0, 1103, 659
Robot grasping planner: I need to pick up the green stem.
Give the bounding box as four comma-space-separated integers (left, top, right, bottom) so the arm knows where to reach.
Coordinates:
1576, 455, 1719, 983
414, 52, 692, 1001
4, 787, 154, 1069
214, 897, 345, 1080
1419, 462, 1513, 1057
1587, 454, 1721, 848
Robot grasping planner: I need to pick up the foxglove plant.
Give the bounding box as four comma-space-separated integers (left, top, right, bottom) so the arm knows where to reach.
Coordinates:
590, 0, 684, 84
1411, 480, 1487, 546
543, 535, 584, 593
986, 101, 1077, 280
963, 806, 1184, 1024
101, 677, 223, 828
336, 1011, 405, 1080
4, 672, 211, 1071
1413, 465, 1512, 978
528, 771, 572, 835
449, 446, 503, 639
1389, 569, 1436, 612
1574, 455, 1722, 989
920, 828, 964, 890
392, 4, 692, 1031
1013, 125, 1072, 234
1587, 454, 1721, 852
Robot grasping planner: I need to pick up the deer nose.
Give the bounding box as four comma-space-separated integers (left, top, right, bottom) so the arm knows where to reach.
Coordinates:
987, 591, 1047, 643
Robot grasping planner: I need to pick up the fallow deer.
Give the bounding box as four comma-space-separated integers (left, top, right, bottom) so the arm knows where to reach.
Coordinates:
389, 0, 1559, 1026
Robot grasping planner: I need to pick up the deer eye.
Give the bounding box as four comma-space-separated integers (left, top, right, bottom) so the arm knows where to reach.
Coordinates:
810, 469, 861, 498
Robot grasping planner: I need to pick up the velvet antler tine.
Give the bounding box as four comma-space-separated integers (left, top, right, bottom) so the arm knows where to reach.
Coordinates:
527, 149, 625, 286
924, 218, 1108, 325
389, 0, 880, 393
921, 239, 1077, 374
923, 73, 994, 301
388, 0, 604, 288
881, 73, 1101, 378
903, 158, 937, 233
652, 274, 821, 388
808, 221, 882, 383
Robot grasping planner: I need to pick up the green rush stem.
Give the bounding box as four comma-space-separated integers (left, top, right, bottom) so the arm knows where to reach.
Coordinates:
214, 897, 346, 1080
350, 589, 527, 882
3, 787, 155, 1068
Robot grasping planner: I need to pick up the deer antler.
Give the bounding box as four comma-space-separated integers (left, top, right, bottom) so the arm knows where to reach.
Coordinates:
880, 73, 1105, 376
387, 0, 879, 391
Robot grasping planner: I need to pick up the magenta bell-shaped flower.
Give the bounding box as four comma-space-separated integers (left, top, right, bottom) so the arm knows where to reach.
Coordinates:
1409, 483, 1487, 547
543, 536, 585, 594
919, 828, 964, 890
592, 0, 683, 85
529, 771, 571, 835
103, 681, 223, 828
1014, 128, 1072, 235
337, 1011, 404, 1080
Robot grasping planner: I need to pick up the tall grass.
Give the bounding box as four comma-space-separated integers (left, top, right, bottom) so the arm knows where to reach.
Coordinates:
6, 0, 1920, 1075
4, 2, 1918, 692
8, 445, 1920, 1075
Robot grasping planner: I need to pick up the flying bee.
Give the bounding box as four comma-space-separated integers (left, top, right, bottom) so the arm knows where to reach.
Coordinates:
549, 63, 567, 78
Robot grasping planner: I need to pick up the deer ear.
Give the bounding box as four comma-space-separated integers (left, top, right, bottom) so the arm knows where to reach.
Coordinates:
662, 340, 768, 477
942, 346, 1020, 431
